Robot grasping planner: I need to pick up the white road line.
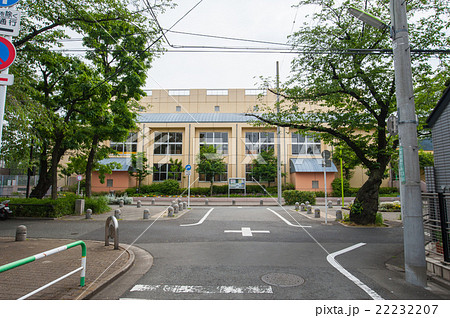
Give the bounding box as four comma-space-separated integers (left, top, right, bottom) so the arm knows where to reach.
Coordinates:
129, 284, 273, 294
180, 208, 214, 227
267, 208, 311, 228
326, 243, 384, 300
224, 227, 270, 237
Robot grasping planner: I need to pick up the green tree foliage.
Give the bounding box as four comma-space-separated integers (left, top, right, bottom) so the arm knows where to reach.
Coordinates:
251, 0, 449, 224
250, 148, 277, 187
129, 152, 152, 192
196, 145, 227, 196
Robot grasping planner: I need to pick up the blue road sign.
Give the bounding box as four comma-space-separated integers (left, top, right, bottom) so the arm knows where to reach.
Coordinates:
0, 0, 20, 7
185, 164, 192, 171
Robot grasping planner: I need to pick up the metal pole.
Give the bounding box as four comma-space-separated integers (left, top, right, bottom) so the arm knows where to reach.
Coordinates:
276, 62, 282, 205
390, 0, 427, 287
324, 159, 328, 224
340, 148, 344, 207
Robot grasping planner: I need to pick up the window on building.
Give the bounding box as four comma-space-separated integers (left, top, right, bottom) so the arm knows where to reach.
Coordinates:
110, 132, 138, 155
176, 106, 181, 112
154, 132, 183, 155
168, 90, 190, 96
199, 165, 228, 182
207, 90, 228, 96
245, 132, 275, 154
312, 180, 319, 189
245, 89, 267, 96
292, 133, 321, 155
214, 105, 220, 112
107, 179, 114, 187
153, 164, 182, 181
199, 132, 229, 154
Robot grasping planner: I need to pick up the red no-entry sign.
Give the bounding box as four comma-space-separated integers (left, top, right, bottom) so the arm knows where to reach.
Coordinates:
0, 36, 16, 71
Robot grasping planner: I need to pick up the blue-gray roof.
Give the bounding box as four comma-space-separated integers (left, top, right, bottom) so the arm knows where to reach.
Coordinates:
137, 113, 256, 123
290, 158, 338, 173
99, 157, 132, 171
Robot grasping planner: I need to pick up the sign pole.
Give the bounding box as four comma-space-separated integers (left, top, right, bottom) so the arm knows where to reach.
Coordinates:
324, 158, 327, 224
188, 174, 191, 208
0, 66, 8, 148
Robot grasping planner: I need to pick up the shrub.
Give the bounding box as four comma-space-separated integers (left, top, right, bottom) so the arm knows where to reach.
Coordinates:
282, 190, 316, 205
331, 178, 350, 197
188, 187, 210, 196
159, 179, 180, 195
379, 187, 399, 195
85, 196, 110, 214
105, 194, 133, 205
379, 201, 401, 212
314, 191, 326, 197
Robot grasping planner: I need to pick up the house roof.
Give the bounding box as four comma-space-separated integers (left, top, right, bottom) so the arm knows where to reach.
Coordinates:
98, 157, 132, 171
426, 84, 450, 128
290, 158, 338, 173
137, 113, 256, 123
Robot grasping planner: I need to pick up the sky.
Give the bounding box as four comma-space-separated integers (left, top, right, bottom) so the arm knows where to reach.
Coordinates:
144, 0, 315, 90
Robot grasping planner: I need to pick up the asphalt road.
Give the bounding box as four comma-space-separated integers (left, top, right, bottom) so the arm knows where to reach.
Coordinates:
1, 206, 448, 300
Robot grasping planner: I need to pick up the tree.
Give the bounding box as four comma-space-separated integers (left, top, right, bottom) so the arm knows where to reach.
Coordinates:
168, 158, 185, 180
250, 0, 449, 224
250, 148, 277, 187
196, 145, 227, 196
129, 152, 152, 192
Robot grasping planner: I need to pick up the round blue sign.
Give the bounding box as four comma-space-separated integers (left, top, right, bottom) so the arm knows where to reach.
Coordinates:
0, 0, 20, 7
185, 164, 191, 171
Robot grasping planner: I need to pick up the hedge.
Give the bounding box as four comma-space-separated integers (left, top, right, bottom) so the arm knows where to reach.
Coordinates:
282, 190, 316, 205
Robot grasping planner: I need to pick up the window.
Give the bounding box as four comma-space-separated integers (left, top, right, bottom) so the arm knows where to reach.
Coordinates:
214, 106, 220, 112
176, 106, 181, 112
154, 132, 183, 155
199, 132, 229, 154
169, 90, 190, 96
199, 165, 228, 182
245, 89, 267, 96
245, 132, 274, 154
110, 132, 138, 155
107, 179, 114, 187
292, 133, 321, 155
312, 180, 319, 189
153, 164, 182, 181
207, 90, 228, 96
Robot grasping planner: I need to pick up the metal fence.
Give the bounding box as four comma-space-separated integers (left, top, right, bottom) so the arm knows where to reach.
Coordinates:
422, 192, 450, 263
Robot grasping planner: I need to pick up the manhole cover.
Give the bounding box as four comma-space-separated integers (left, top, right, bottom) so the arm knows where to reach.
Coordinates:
261, 273, 305, 287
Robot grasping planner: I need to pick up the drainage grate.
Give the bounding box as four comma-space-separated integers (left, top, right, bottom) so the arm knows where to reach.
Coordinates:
261, 273, 305, 287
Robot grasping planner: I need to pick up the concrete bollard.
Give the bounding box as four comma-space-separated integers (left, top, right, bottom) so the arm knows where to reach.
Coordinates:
151, 198, 155, 205
173, 203, 179, 214
337, 199, 342, 206
327, 201, 333, 208
85, 209, 92, 219
137, 200, 142, 208
114, 209, 121, 219
301, 203, 306, 211
314, 208, 320, 218
178, 203, 183, 212
183, 202, 187, 209
168, 206, 174, 217
305, 201, 310, 206
75, 199, 85, 215
15, 225, 27, 241
307, 205, 312, 214
205, 199, 209, 205
232, 199, 236, 206
119, 200, 124, 208
143, 209, 149, 219
260, 199, 264, 206
335, 210, 343, 221
295, 202, 299, 211
177, 198, 182, 205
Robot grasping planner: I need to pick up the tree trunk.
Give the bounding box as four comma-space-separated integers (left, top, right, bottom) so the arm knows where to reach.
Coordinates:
30, 144, 51, 199
350, 169, 384, 225
85, 135, 99, 198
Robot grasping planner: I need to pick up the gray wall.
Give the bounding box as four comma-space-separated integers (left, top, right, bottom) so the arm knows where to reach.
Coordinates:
432, 100, 450, 191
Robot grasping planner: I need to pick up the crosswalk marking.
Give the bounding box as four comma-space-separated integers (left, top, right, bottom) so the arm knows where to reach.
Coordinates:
129, 284, 273, 294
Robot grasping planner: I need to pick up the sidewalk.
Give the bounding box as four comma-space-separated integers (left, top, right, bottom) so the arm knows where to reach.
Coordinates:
0, 238, 135, 300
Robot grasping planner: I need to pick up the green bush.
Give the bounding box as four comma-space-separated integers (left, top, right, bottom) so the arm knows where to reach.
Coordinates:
331, 178, 350, 197
379, 187, 399, 194
9, 193, 82, 218
159, 179, 180, 195
314, 191, 326, 197
282, 190, 316, 205
85, 196, 110, 214
188, 187, 210, 196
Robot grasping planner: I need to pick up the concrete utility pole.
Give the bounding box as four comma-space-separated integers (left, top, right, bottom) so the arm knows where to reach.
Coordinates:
276, 61, 282, 205
390, 0, 427, 287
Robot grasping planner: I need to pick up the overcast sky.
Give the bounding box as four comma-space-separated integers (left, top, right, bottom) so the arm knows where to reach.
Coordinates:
145, 0, 315, 90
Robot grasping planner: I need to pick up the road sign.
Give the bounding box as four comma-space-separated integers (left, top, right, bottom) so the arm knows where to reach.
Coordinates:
321, 150, 331, 160
0, 36, 15, 70
77, 175, 83, 181
0, 73, 13, 85
185, 170, 191, 176
185, 164, 191, 171
0, 9, 21, 36
0, 0, 20, 7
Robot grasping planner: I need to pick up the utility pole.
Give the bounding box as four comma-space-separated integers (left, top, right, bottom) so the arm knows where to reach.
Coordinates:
276, 62, 282, 205
390, 0, 427, 287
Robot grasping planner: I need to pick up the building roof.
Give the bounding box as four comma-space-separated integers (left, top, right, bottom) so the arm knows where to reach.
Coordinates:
426, 84, 450, 128
137, 113, 256, 123
99, 157, 132, 172
290, 158, 338, 173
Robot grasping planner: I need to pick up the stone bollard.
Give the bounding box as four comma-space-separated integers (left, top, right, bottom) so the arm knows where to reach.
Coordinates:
183, 202, 187, 209
335, 210, 343, 221
314, 208, 320, 218
307, 205, 312, 214
85, 209, 92, 219
15, 225, 27, 241
178, 203, 183, 212
205, 199, 209, 205
295, 202, 299, 211
327, 201, 333, 208
173, 203, 179, 214
119, 200, 124, 208
114, 209, 121, 219
305, 201, 310, 206
178, 198, 182, 205
143, 209, 149, 219
75, 199, 85, 215
232, 199, 236, 206
301, 203, 306, 211
151, 198, 155, 205
168, 206, 174, 217
337, 199, 342, 207
260, 199, 264, 206
137, 200, 142, 208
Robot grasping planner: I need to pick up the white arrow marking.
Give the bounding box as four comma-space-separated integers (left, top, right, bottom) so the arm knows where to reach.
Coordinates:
180, 208, 214, 227
267, 208, 311, 228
